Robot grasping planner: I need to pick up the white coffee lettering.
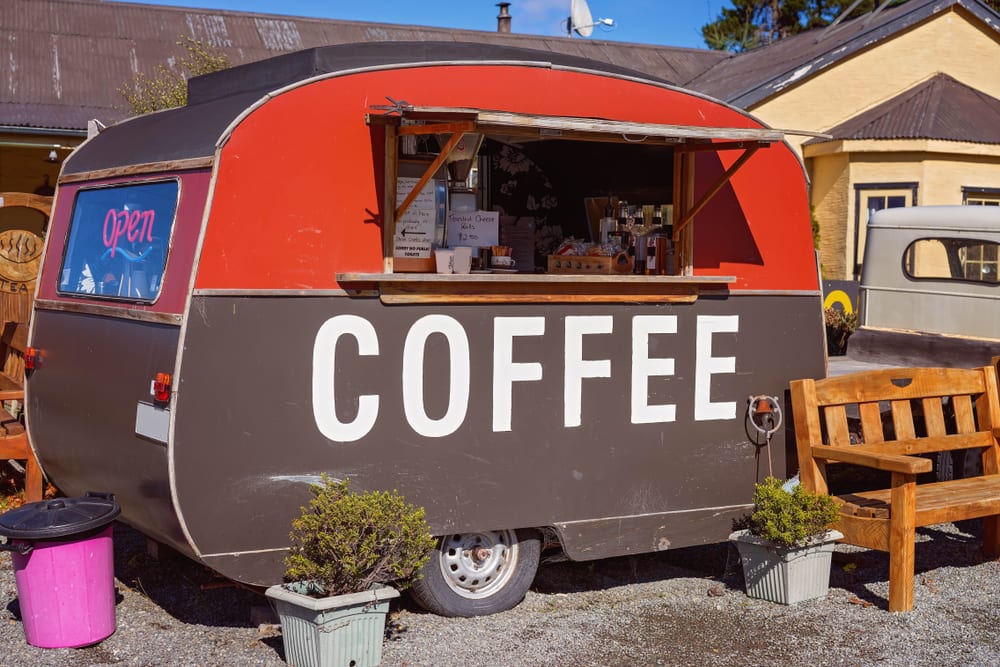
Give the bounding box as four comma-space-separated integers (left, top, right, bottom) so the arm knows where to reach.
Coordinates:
631, 315, 677, 424
694, 315, 738, 421
312, 315, 380, 442
564, 316, 613, 427
493, 317, 545, 432
402, 315, 470, 438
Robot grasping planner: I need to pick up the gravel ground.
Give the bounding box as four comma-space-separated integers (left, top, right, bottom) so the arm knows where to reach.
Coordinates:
1, 519, 999, 666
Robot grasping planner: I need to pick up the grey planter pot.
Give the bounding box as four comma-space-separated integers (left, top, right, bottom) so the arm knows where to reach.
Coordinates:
265, 583, 400, 667
729, 529, 843, 605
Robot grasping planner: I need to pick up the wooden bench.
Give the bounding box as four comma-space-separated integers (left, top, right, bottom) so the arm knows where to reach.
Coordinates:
0, 322, 42, 503
790, 365, 1000, 611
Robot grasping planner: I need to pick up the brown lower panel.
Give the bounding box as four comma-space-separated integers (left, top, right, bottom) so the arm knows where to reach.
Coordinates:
170, 292, 825, 585
555, 505, 748, 561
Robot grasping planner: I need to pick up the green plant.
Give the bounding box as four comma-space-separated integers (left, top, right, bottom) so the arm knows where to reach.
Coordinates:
284, 474, 436, 597
824, 306, 858, 356
746, 477, 839, 548
117, 36, 230, 115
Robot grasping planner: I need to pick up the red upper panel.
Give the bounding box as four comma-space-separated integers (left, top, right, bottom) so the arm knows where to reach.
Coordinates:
194, 65, 817, 292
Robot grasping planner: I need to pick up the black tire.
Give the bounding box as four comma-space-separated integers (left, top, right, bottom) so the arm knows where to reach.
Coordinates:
936, 449, 983, 482
408, 528, 540, 617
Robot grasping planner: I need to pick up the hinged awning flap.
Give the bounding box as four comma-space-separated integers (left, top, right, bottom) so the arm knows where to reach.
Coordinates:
369, 105, 801, 144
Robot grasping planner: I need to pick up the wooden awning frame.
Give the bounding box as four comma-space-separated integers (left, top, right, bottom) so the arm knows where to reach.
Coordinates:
368, 103, 817, 274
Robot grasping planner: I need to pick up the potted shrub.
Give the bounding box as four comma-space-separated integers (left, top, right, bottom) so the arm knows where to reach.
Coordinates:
729, 476, 843, 605
265, 475, 436, 667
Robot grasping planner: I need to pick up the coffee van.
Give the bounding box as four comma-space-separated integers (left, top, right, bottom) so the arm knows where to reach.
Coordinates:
26, 42, 826, 616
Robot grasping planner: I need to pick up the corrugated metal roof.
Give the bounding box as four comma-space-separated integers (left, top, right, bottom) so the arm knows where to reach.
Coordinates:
687, 0, 1000, 108
6, 0, 999, 142
57, 41, 760, 176
808, 73, 1000, 144
1, 0, 726, 132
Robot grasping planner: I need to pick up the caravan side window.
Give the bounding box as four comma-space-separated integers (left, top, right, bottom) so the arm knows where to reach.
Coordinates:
58, 180, 179, 302
904, 238, 1000, 284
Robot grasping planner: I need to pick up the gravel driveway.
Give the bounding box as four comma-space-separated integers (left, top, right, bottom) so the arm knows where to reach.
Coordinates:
1, 520, 999, 666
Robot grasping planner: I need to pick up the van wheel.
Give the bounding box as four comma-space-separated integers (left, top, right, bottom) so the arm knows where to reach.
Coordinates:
409, 528, 540, 617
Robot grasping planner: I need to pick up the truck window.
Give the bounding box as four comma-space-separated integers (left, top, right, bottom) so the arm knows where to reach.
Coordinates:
58, 180, 179, 302
904, 237, 1000, 284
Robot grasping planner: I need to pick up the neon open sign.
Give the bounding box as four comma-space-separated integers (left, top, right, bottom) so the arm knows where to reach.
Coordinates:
103, 207, 155, 258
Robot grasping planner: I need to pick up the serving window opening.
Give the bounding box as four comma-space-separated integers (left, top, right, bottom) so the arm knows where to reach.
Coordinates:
57, 180, 179, 303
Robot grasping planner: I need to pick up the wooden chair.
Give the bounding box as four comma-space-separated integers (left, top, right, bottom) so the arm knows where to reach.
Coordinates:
790, 366, 1000, 611
0, 322, 42, 502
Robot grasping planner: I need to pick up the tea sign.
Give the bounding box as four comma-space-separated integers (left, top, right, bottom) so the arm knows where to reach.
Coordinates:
446, 211, 499, 248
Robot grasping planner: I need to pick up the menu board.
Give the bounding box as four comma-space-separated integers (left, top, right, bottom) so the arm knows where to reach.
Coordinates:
394, 177, 439, 258
446, 210, 499, 248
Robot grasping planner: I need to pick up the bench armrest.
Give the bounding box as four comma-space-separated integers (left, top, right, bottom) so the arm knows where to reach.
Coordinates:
809, 445, 931, 474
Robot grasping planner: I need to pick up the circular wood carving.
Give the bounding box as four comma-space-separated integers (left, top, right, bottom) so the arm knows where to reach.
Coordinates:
0, 229, 44, 285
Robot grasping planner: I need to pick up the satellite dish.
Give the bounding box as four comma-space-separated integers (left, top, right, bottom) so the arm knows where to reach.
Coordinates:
570, 0, 594, 37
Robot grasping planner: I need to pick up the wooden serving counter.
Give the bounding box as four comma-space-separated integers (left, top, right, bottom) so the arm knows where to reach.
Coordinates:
335, 272, 734, 304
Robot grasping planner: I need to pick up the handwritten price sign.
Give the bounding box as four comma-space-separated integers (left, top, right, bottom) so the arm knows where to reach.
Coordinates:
446, 211, 499, 248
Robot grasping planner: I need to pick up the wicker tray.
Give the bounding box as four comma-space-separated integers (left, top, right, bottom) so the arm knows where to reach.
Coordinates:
547, 253, 632, 274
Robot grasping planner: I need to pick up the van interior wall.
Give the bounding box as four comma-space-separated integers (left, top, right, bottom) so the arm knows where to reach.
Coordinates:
483, 139, 675, 243
690, 150, 764, 269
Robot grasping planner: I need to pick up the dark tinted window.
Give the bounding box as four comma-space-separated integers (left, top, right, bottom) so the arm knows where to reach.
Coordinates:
58, 181, 178, 301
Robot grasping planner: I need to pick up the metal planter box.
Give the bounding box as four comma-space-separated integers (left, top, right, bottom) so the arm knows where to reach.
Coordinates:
729, 529, 843, 605
265, 584, 400, 667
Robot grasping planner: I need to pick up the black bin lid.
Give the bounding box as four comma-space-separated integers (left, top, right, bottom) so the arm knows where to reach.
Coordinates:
0, 492, 120, 540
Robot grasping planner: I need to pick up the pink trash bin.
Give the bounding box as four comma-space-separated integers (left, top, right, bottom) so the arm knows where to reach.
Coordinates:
0, 492, 120, 648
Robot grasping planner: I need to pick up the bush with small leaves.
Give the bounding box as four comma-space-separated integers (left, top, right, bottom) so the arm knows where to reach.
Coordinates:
747, 476, 840, 548
283, 474, 436, 597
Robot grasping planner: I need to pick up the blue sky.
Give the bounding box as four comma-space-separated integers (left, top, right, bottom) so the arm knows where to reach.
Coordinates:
137, 1, 731, 50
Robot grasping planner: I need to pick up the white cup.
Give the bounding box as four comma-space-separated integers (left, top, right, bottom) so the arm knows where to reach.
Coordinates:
434, 249, 454, 274
453, 246, 473, 274
491, 255, 516, 269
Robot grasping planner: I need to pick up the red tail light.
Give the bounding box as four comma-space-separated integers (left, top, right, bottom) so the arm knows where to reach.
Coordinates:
24, 347, 38, 371
153, 372, 172, 403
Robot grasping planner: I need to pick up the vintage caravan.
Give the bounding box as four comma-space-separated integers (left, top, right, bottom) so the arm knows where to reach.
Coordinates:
849, 205, 1000, 369
27, 42, 825, 616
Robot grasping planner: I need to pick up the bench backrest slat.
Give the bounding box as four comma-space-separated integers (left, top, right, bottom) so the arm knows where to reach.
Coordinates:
923, 397, 946, 437
825, 404, 851, 445
954, 394, 976, 433
891, 399, 916, 440
847, 432, 994, 457
859, 402, 884, 443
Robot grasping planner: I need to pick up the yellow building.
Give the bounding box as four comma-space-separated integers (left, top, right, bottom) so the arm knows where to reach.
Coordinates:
691, 0, 1000, 279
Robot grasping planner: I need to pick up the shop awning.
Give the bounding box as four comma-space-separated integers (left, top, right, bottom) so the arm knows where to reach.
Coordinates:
368, 104, 796, 145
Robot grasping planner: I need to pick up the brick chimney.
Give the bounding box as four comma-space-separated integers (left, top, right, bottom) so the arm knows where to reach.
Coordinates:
496, 3, 511, 33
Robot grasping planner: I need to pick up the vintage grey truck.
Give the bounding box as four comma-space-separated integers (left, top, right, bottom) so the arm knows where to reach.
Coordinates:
848, 205, 1000, 369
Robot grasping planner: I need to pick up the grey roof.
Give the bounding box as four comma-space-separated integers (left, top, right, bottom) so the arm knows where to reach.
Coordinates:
806, 73, 1000, 145
1, 0, 725, 133
6, 0, 999, 142
688, 0, 1000, 107
62, 41, 683, 175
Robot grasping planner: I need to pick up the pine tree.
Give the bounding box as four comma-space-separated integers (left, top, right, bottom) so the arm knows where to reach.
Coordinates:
700, 1, 999, 52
